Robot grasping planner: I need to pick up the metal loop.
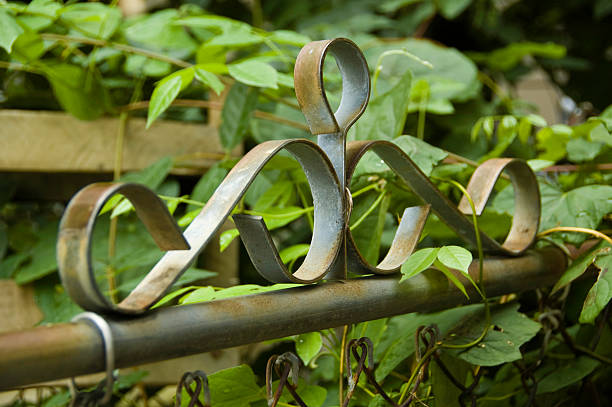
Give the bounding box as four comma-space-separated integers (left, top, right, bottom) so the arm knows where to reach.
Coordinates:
345, 140, 541, 277
294, 38, 370, 135
58, 139, 344, 313
58, 183, 189, 314
71, 312, 115, 405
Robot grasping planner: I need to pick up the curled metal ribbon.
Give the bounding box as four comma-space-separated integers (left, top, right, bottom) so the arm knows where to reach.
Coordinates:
58, 37, 541, 315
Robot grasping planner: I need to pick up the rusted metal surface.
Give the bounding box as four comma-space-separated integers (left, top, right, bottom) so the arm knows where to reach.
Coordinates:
55, 37, 544, 317
0, 247, 566, 389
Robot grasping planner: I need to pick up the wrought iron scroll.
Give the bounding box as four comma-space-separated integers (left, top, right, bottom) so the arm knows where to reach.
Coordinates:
57, 38, 541, 315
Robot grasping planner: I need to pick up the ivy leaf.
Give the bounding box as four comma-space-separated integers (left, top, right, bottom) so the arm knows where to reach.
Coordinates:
446, 303, 541, 366
219, 83, 259, 151
552, 241, 611, 293
0, 9, 24, 53
147, 67, 194, 128
350, 70, 412, 141
536, 356, 599, 394
567, 137, 604, 162
375, 305, 480, 381
579, 252, 612, 324
194, 66, 225, 95
295, 332, 322, 365
228, 60, 278, 89
393, 135, 448, 175
539, 185, 612, 244
400, 247, 439, 282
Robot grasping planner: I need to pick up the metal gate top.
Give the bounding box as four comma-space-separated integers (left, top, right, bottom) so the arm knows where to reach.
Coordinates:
57, 38, 541, 315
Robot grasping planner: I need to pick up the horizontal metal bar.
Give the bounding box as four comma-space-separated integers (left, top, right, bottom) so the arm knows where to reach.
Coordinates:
0, 247, 566, 389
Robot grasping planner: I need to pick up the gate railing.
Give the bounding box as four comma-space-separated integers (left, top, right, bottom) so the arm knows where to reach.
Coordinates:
0, 38, 564, 390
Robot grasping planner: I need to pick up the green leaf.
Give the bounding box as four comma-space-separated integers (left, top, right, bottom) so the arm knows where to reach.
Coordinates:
517, 117, 532, 144
394, 136, 448, 175
352, 135, 446, 178
259, 206, 311, 230
41, 391, 71, 407
527, 159, 554, 171
269, 30, 311, 46
14, 221, 59, 284
194, 66, 225, 95
0, 9, 24, 53
124, 55, 171, 77
295, 332, 322, 365
431, 352, 470, 407
101, 157, 174, 215
351, 70, 412, 141
219, 228, 240, 252
126, 9, 198, 54
208, 25, 263, 47
350, 193, 390, 264
152, 286, 198, 309
400, 247, 439, 282
0, 252, 30, 279
375, 305, 480, 380
59, 3, 121, 40
435, 259, 468, 298
589, 122, 612, 146
26, 0, 61, 19
446, 303, 541, 366
228, 60, 278, 89
147, 67, 194, 128
580, 252, 612, 323
207, 365, 264, 407
219, 83, 259, 151
526, 113, 547, 127
567, 137, 604, 162
470, 42, 566, 71
436, 0, 472, 19
10, 29, 44, 63
536, 356, 599, 394
188, 162, 229, 212
279, 244, 310, 265
367, 38, 479, 104
552, 241, 611, 293
179, 284, 300, 305
482, 117, 495, 139
34, 278, 82, 324
437, 245, 472, 274
539, 185, 612, 244
254, 180, 294, 211
42, 63, 109, 120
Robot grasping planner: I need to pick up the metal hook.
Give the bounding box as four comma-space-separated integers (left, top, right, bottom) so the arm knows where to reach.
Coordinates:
175, 370, 210, 407
70, 312, 116, 405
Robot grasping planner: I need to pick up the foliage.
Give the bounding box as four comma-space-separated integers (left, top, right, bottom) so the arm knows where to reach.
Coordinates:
1, 0, 612, 406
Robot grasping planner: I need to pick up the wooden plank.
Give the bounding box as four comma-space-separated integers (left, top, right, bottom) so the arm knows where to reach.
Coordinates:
0, 110, 236, 174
